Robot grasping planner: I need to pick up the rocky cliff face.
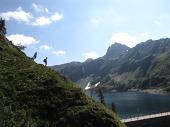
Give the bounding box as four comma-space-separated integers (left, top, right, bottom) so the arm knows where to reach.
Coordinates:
104, 43, 129, 60
53, 38, 170, 92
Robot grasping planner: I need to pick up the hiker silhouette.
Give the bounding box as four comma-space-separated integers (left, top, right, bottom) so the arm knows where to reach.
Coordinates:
32, 52, 37, 61
43, 57, 47, 66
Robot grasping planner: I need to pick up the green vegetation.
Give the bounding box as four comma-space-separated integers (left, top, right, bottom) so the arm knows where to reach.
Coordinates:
0, 37, 125, 126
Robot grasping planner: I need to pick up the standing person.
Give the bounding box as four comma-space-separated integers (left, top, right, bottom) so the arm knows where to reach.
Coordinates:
43, 57, 47, 66
32, 52, 37, 61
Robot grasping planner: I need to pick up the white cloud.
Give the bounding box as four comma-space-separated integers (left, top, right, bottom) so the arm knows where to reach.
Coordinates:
154, 13, 170, 26
154, 20, 161, 25
110, 32, 137, 48
0, 7, 33, 23
32, 3, 49, 13
90, 8, 129, 27
7, 34, 39, 46
39, 45, 53, 50
31, 3, 63, 26
32, 16, 51, 26
52, 50, 66, 56
32, 3, 42, 12
45, 8, 49, 13
32, 12, 63, 26
32, 3, 43, 12
0, 6, 62, 26
85, 52, 98, 60
140, 32, 150, 38
110, 32, 153, 48
51, 12, 63, 21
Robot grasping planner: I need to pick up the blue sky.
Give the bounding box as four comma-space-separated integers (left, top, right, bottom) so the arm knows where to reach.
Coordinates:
1, 0, 170, 65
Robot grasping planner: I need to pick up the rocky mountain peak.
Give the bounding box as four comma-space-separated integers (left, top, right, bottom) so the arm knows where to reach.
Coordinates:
104, 43, 130, 59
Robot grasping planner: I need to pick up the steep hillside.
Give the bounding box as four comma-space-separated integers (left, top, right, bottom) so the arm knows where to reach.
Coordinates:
53, 38, 170, 92
0, 36, 125, 127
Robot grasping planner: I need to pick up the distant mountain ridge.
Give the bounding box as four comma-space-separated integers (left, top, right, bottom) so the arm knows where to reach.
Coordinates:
52, 38, 170, 92
52, 43, 129, 82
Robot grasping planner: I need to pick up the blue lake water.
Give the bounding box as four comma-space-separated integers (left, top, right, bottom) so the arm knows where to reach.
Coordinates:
87, 91, 170, 119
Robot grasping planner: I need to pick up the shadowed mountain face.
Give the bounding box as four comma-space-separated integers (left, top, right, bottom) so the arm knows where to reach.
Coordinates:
104, 43, 129, 60
52, 38, 170, 92
0, 35, 125, 127
52, 43, 129, 82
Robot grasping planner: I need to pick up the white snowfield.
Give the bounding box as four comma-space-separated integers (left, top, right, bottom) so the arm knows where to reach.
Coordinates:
85, 82, 100, 90
121, 112, 170, 123
85, 82, 91, 90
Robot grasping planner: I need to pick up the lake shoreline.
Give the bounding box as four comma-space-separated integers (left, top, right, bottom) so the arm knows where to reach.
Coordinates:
139, 88, 170, 95
116, 88, 170, 95
91, 89, 170, 119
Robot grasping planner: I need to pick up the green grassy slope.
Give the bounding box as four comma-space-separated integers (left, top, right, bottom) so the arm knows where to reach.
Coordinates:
0, 37, 125, 127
